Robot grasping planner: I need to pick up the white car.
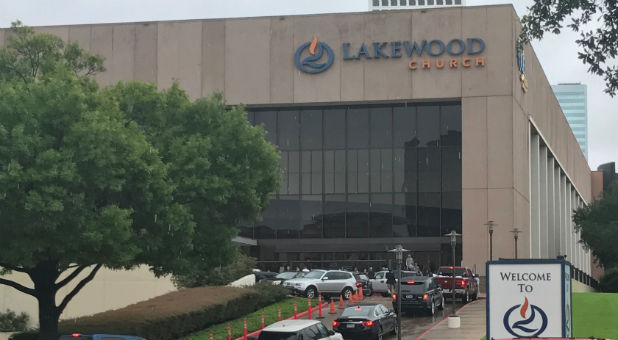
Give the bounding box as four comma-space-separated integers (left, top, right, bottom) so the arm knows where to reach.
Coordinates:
282, 270, 357, 299
257, 320, 343, 340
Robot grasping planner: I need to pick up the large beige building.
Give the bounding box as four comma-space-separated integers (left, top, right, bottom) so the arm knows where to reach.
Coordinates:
1, 3, 598, 324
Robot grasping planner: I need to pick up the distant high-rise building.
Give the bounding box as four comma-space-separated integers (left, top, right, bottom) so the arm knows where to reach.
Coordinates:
370, 0, 465, 11
552, 83, 588, 160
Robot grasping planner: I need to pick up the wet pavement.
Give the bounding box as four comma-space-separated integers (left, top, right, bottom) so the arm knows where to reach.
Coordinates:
315, 294, 465, 340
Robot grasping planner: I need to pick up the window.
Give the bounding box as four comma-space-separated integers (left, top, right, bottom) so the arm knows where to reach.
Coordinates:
316, 323, 330, 338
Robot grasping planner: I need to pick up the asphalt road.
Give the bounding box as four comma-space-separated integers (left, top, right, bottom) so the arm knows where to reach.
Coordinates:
319, 295, 465, 340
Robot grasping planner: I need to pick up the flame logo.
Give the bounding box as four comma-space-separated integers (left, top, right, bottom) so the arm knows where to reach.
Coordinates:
294, 35, 334, 74
520, 297, 529, 318
503, 297, 548, 337
309, 34, 318, 55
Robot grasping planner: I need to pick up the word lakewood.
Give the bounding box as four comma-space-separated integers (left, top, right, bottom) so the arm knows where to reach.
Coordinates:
342, 38, 487, 70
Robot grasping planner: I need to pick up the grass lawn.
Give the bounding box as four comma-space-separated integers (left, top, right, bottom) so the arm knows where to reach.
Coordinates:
573, 292, 618, 339
182, 296, 321, 340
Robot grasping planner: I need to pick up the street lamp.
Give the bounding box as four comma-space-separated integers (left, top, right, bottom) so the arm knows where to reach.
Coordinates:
388, 244, 409, 340
485, 220, 497, 260
444, 230, 461, 317
510, 228, 521, 259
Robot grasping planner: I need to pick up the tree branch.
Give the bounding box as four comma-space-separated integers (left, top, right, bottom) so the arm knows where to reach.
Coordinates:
57, 264, 102, 313
55, 265, 88, 290
0, 263, 29, 273
0, 277, 36, 296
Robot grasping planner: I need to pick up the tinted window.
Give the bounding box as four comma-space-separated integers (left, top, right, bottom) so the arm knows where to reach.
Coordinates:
342, 306, 373, 317
304, 270, 325, 279
438, 268, 466, 276
316, 323, 330, 338
258, 331, 298, 340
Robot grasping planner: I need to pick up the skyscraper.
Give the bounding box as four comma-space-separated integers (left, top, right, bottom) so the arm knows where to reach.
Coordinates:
552, 83, 588, 160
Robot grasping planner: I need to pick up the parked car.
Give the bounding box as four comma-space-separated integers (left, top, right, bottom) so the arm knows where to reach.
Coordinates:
369, 270, 420, 297
271, 271, 306, 285
59, 334, 146, 340
332, 303, 397, 340
253, 270, 279, 282
257, 319, 343, 340
392, 276, 445, 316
352, 273, 372, 296
282, 269, 357, 299
434, 266, 479, 302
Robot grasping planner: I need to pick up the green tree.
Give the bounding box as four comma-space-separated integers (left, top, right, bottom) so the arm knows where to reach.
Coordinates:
573, 181, 618, 270
520, 0, 618, 96
0, 23, 279, 339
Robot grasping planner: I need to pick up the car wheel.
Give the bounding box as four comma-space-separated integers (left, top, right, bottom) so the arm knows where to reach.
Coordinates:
305, 286, 317, 299
429, 299, 435, 316
465, 290, 470, 303
381, 292, 390, 297
472, 290, 478, 300
364, 287, 373, 296
342, 287, 353, 300
438, 296, 445, 310
375, 326, 383, 340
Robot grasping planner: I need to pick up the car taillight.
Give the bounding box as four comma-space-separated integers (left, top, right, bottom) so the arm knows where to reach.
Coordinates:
392, 293, 397, 300
362, 320, 374, 327
461, 279, 466, 287
356, 282, 362, 287
333, 320, 340, 327
72, 334, 81, 338
423, 293, 429, 301
407, 280, 415, 284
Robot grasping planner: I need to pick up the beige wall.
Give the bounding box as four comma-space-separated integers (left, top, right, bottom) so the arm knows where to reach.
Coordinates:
0, 266, 176, 327
0, 4, 592, 291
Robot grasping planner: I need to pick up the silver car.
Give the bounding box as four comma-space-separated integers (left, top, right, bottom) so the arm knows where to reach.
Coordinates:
369, 270, 420, 297
282, 270, 358, 299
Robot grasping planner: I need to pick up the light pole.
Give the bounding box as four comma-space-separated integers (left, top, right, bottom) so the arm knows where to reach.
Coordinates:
510, 228, 521, 259
485, 220, 496, 260
388, 244, 409, 340
444, 230, 461, 317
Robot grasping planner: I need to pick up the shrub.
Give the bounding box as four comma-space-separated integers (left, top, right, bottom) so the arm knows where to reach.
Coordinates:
172, 248, 256, 287
599, 267, 618, 292
0, 309, 29, 332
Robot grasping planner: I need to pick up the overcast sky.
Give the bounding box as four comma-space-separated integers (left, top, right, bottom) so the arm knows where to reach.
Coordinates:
1, 0, 616, 170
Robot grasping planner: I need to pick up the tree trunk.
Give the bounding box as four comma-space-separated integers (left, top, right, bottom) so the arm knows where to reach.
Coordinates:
31, 261, 60, 340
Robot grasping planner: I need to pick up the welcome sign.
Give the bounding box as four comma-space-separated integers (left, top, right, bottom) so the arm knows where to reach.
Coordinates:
486, 259, 573, 339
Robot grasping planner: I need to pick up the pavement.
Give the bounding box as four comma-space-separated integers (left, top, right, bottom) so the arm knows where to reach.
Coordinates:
413, 296, 486, 340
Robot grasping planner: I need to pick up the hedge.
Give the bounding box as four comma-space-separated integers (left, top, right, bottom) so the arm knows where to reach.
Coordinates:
12, 282, 288, 340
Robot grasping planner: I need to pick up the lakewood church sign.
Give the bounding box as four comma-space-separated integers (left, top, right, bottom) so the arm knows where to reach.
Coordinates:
295, 35, 486, 74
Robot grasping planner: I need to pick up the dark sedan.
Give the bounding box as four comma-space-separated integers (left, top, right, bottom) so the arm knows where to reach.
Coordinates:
332, 303, 397, 340
392, 276, 445, 316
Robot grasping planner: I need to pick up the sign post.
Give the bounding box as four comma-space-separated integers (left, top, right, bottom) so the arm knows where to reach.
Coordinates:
486, 259, 572, 339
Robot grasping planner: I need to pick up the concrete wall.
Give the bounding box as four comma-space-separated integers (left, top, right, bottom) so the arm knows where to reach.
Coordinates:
0, 266, 175, 327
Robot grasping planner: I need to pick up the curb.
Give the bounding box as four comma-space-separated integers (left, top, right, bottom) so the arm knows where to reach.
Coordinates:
233, 302, 328, 340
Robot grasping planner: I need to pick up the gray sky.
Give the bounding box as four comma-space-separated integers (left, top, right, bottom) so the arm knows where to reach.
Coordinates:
1, 0, 616, 170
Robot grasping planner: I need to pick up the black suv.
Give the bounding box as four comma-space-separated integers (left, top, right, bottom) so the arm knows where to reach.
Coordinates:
392, 276, 445, 316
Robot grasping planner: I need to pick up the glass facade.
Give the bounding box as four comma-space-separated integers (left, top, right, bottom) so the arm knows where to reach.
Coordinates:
240, 102, 462, 244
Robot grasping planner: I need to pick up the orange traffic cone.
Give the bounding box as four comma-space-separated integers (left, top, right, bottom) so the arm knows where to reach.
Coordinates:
294, 302, 298, 319
308, 298, 312, 320
329, 298, 336, 314
318, 294, 323, 318
339, 295, 345, 309
261, 313, 265, 329
227, 324, 231, 340
243, 318, 247, 340
277, 307, 282, 321
359, 287, 364, 300
209, 332, 213, 340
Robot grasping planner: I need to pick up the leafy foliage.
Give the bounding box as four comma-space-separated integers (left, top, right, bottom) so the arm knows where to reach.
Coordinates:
0, 309, 30, 332
0, 22, 279, 339
573, 181, 618, 270
599, 268, 618, 293
520, 0, 618, 96
172, 248, 256, 288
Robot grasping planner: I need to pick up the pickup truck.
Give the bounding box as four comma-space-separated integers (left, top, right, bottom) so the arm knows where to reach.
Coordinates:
434, 266, 479, 303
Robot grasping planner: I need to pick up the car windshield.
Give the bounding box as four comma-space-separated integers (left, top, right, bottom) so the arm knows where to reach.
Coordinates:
438, 268, 466, 276
341, 305, 373, 317
275, 272, 298, 279
303, 270, 325, 279
258, 331, 297, 340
